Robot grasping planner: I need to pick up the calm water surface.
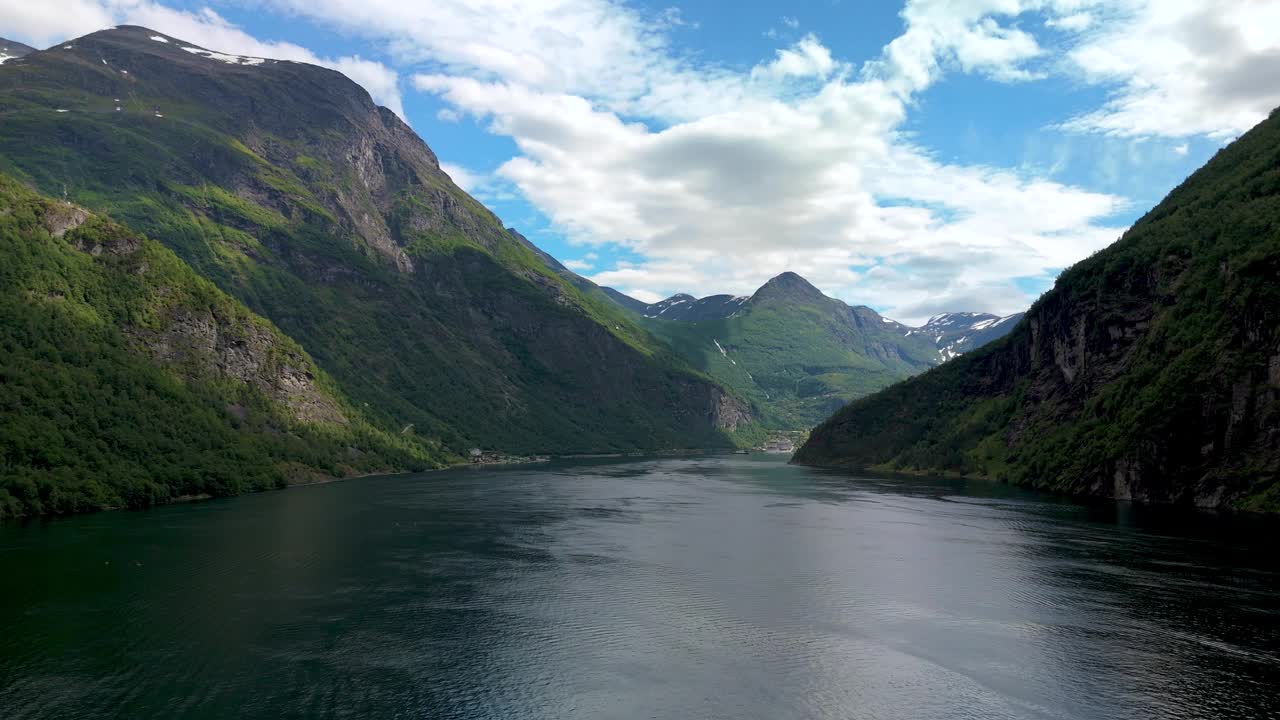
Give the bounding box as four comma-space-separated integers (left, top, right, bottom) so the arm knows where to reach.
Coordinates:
2, 455, 1278, 719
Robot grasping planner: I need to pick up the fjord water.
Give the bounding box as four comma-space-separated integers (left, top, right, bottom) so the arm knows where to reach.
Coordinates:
2, 457, 1278, 719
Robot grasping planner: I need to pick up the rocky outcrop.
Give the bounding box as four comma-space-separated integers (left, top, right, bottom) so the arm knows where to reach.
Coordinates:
709, 388, 751, 432
50, 203, 349, 428
130, 310, 347, 425
42, 202, 90, 239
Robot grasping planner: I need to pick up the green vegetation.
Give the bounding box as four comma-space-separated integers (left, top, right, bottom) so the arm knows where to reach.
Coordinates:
640, 274, 940, 429
797, 109, 1280, 511
0, 23, 757, 508
0, 175, 454, 518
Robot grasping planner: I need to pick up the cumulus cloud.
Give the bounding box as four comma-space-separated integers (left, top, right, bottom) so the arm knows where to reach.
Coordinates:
1059, 1, 1280, 138
397, 0, 1129, 320
11, 0, 1276, 320
751, 35, 840, 81
0, 0, 407, 119
438, 162, 482, 193
0, 0, 113, 46
1045, 12, 1092, 32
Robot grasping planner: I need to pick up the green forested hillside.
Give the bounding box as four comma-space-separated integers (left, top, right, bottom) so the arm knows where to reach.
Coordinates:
0, 176, 453, 518
796, 109, 1280, 511
639, 273, 942, 428
0, 26, 756, 457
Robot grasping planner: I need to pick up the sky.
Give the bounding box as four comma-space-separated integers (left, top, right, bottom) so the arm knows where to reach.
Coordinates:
4, 1, 1280, 323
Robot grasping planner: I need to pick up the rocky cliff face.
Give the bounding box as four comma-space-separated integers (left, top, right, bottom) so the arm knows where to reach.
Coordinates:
796, 109, 1280, 511
131, 309, 347, 426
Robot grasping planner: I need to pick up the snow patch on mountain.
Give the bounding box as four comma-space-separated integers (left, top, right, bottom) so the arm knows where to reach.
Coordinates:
713, 339, 737, 365
182, 46, 268, 66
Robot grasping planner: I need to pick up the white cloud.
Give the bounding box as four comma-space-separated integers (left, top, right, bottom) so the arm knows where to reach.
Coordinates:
1173, 143, 1189, 156
1059, 1, 1280, 138
0, 0, 113, 46
439, 162, 481, 193
437, 161, 514, 203
412, 58, 1124, 320
12, 0, 1274, 320
389, 1, 1129, 321
1045, 12, 1092, 32
563, 258, 594, 271
623, 287, 663, 304
782, 16, 800, 29
871, 0, 1053, 92
0, 0, 407, 119
751, 34, 840, 81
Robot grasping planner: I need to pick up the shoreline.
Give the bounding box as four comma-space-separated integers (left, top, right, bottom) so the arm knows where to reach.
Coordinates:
1, 447, 749, 524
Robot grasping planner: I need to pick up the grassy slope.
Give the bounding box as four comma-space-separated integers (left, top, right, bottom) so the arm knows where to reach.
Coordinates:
0, 175, 455, 518
796, 109, 1280, 511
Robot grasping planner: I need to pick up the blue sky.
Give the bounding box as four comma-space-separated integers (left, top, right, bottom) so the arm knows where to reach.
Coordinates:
5, 0, 1278, 322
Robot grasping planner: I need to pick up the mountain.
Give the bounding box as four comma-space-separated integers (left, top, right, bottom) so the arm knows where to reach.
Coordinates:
640, 293, 752, 321
919, 312, 1025, 360
795, 108, 1280, 512
0, 26, 758, 458
0, 175, 451, 518
614, 281, 1022, 356
632, 272, 944, 428
0, 37, 35, 64
601, 272, 1024, 429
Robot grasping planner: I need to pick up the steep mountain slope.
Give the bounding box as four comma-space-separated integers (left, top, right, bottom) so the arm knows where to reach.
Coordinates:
637, 273, 943, 428
0, 175, 452, 518
0, 26, 755, 454
796, 109, 1280, 511
0, 37, 35, 64
920, 312, 1024, 360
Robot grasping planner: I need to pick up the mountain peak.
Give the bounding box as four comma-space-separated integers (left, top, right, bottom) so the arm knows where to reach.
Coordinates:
0, 37, 36, 64
751, 271, 826, 303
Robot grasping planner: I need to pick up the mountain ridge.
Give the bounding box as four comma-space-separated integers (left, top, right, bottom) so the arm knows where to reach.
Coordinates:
0, 37, 35, 64
607, 274, 1024, 361
609, 271, 1020, 429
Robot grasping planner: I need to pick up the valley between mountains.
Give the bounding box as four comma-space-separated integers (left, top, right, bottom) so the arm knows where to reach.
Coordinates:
0, 26, 1009, 517
1, 25, 1276, 517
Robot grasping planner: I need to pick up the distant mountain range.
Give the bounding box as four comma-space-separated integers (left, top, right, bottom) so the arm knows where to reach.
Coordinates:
596, 273, 1021, 428
624, 290, 1023, 360
917, 312, 1025, 360
796, 106, 1280, 512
